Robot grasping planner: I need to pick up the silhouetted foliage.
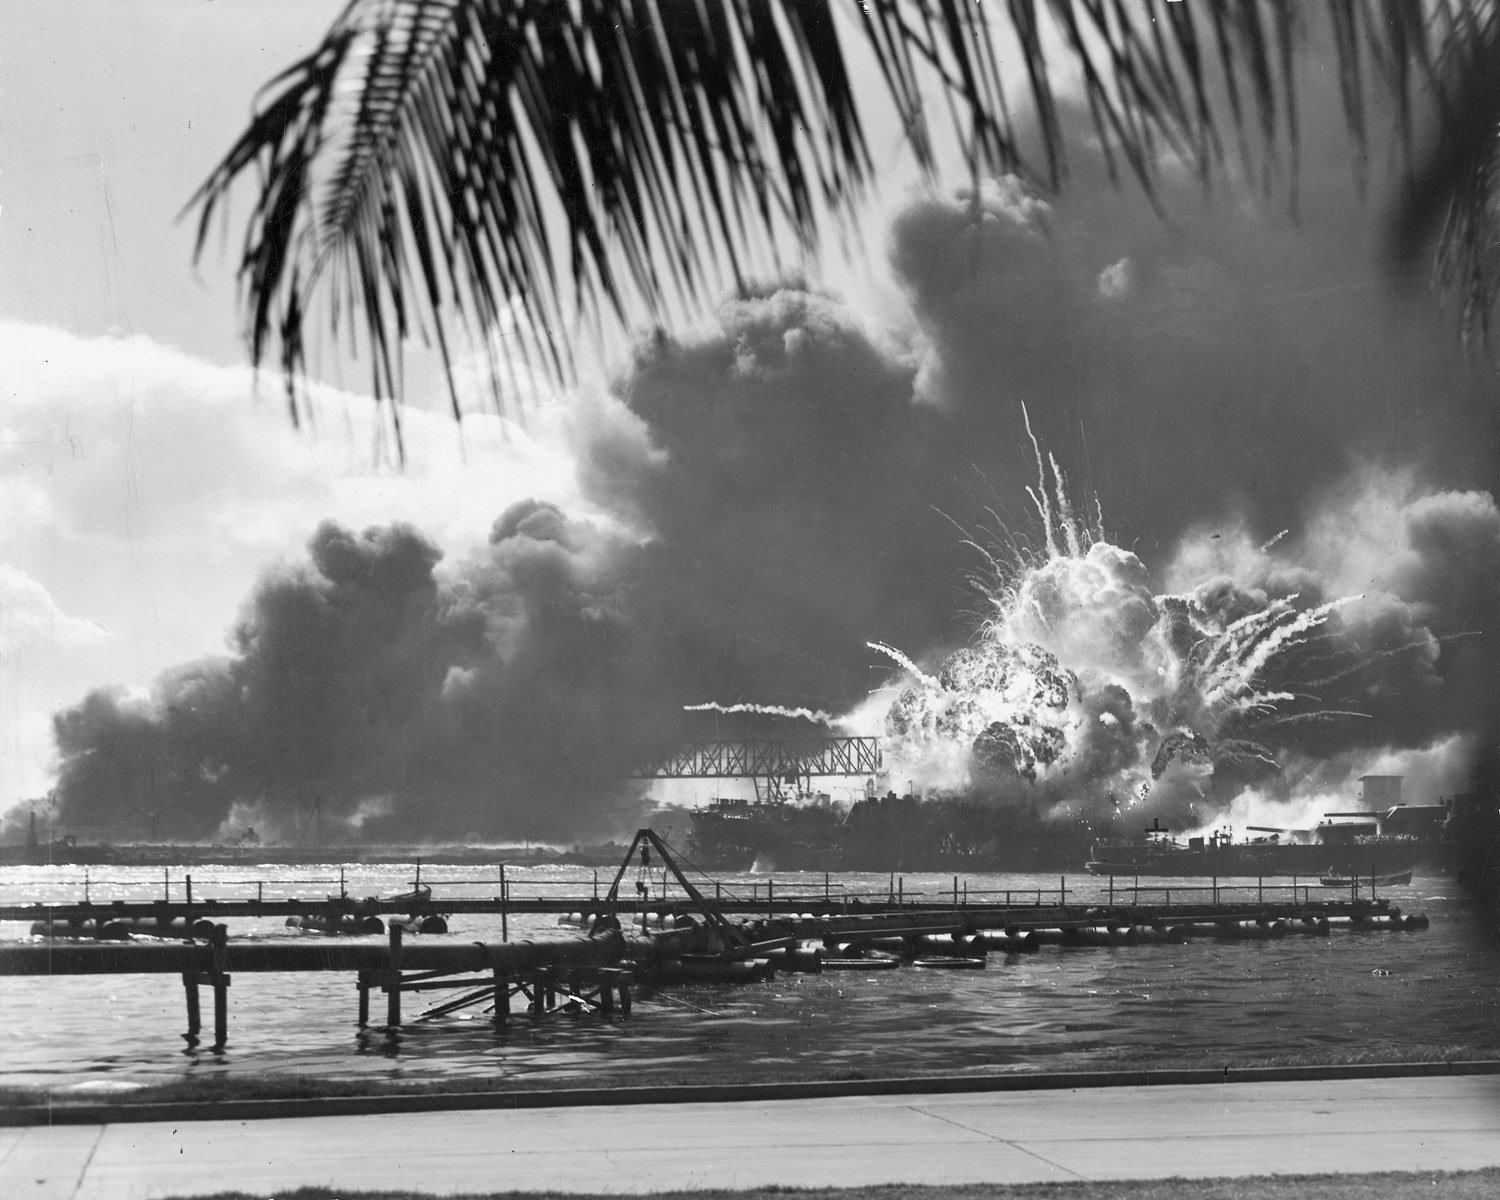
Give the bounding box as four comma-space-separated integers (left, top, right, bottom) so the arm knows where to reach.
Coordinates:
189, 1, 1500, 426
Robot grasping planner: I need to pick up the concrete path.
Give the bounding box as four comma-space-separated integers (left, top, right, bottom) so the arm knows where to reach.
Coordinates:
4, 1076, 1499, 1199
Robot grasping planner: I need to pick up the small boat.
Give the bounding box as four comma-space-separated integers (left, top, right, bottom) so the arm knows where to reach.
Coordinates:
1318, 870, 1412, 887
911, 956, 987, 970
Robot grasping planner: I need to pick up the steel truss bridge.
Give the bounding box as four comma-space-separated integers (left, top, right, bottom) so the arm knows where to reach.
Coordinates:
630, 738, 882, 799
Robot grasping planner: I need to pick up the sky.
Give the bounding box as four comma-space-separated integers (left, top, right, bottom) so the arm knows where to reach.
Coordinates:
0, 0, 919, 823
0, 1, 584, 808
1, 3, 1496, 844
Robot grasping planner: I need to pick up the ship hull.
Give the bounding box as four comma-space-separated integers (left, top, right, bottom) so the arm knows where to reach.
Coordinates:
688, 807, 1087, 873
1084, 842, 1421, 878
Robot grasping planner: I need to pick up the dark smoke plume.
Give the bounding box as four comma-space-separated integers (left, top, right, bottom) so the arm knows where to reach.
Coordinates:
36, 82, 1500, 842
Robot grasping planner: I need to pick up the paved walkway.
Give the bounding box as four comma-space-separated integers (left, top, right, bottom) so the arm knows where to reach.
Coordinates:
4, 1076, 1499, 1199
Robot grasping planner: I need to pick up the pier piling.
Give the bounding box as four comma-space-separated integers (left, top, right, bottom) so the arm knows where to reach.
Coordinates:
494, 970, 510, 1027
182, 972, 200, 1041
387, 924, 403, 1028
209, 923, 230, 1050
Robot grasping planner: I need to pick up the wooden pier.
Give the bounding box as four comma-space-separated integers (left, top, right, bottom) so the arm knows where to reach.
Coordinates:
0, 865, 1402, 932
0, 830, 1432, 1054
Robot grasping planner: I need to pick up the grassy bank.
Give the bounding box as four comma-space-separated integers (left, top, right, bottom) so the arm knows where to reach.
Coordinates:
165, 1171, 1500, 1200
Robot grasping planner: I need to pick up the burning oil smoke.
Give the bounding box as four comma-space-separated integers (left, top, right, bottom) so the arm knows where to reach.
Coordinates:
27, 80, 1499, 843
44, 509, 699, 842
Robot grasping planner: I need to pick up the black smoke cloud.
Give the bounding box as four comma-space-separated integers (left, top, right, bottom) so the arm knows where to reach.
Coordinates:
49, 512, 698, 842
38, 66, 1500, 841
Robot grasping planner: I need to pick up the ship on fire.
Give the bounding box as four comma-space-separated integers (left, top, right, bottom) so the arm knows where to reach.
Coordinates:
686, 788, 1089, 873
1084, 776, 1457, 879
687, 774, 1463, 876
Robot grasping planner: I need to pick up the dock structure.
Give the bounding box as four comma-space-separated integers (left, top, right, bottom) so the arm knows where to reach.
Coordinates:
0, 829, 1432, 1053
0, 866, 1405, 932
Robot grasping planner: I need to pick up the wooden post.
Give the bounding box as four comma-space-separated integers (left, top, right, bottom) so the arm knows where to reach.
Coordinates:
825, 872, 830, 904
209, 923, 230, 1050
387, 923, 403, 1028
182, 973, 201, 1041
500, 864, 508, 943
597, 972, 614, 1015
618, 977, 632, 1015
357, 972, 370, 1027
185, 875, 193, 924
953, 875, 958, 908
493, 970, 509, 1029
212, 977, 229, 1049
1109, 875, 1114, 905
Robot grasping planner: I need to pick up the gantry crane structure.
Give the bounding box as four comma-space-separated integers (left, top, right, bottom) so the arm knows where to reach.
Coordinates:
629, 737, 882, 801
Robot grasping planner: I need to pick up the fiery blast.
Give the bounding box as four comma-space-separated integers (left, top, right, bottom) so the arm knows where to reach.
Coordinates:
865, 422, 1489, 837
17, 80, 1499, 847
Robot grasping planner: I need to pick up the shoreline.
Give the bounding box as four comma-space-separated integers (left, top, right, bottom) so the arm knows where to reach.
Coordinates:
6, 1056, 1499, 1127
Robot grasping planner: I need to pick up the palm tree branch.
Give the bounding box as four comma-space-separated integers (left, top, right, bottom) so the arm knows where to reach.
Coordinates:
189, 0, 1500, 426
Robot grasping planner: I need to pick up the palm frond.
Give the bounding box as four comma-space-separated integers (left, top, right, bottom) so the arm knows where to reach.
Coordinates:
189, 0, 1500, 425
1390, 2, 1500, 348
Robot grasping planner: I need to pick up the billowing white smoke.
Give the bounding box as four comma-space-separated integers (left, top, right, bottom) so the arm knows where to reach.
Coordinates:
869, 446, 1494, 832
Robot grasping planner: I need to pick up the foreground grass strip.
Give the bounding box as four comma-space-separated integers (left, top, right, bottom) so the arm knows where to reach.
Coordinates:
168, 1170, 1500, 1200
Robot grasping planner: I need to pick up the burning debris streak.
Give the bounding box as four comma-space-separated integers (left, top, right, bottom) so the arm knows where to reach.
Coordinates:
871, 457, 1487, 836
684, 702, 837, 726
867, 642, 936, 686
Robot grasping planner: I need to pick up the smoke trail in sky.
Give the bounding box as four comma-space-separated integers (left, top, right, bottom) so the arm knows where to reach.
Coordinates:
685, 702, 838, 725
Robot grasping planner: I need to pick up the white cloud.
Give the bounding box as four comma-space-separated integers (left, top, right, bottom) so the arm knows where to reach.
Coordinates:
0, 321, 586, 560
0, 319, 594, 810
0, 564, 109, 654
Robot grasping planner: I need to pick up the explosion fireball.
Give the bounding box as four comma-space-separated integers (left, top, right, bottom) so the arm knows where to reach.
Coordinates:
866, 418, 1452, 837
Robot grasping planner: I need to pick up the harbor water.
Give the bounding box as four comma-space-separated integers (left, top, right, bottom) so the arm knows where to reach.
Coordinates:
1, 863, 1496, 1094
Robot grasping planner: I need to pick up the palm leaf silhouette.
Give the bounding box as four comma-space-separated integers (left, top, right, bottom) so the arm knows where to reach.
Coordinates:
188, 0, 1494, 429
